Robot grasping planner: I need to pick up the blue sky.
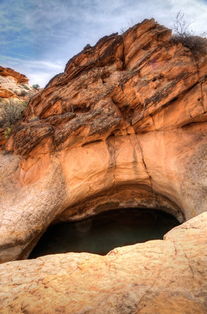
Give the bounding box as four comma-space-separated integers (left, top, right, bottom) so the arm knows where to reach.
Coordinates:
0, 0, 207, 86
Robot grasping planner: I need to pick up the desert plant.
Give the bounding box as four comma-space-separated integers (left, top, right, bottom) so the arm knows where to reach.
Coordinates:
32, 84, 40, 89
0, 100, 28, 128
4, 127, 12, 139
172, 12, 207, 56
173, 12, 190, 37
22, 84, 30, 90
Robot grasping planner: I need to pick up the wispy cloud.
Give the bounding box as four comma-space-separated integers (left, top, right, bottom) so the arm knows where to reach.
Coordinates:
1, 0, 207, 86
0, 55, 64, 86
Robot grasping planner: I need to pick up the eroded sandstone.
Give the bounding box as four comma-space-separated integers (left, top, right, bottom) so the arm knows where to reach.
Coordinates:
0, 212, 206, 313
0, 67, 39, 146
0, 18, 206, 266
0, 66, 37, 104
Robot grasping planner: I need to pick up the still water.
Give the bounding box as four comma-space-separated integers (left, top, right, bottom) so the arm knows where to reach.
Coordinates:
29, 208, 179, 258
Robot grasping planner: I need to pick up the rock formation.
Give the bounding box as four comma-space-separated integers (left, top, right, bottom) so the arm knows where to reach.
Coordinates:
0, 66, 28, 83
0, 66, 38, 104
0, 18, 206, 312
0, 212, 206, 313
0, 67, 38, 145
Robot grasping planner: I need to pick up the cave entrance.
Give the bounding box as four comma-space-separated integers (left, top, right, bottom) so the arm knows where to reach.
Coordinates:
29, 208, 180, 258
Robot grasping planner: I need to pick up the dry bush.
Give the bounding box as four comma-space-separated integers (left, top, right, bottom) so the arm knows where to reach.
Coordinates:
32, 84, 40, 89
172, 12, 207, 56
172, 34, 207, 56
0, 100, 28, 128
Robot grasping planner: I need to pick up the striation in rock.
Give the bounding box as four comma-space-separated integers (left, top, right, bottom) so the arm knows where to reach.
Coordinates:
0, 66, 37, 102
0, 18, 206, 261
0, 66, 29, 84
0, 19, 206, 311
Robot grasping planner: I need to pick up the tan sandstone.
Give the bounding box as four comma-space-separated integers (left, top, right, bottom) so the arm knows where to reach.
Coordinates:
0, 17, 206, 313
0, 212, 206, 313
0, 16, 205, 299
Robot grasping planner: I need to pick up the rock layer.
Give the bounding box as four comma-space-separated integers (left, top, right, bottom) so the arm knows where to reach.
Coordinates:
8, 19, 207, 155
0, 212, 206, 313
0, 66, 38, 146
0, 66, 28, 84
0, 66, 36, 102
0, 19, 206, 264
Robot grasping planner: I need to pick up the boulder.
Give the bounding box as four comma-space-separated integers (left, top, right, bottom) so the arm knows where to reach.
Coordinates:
0, 212, 206, 313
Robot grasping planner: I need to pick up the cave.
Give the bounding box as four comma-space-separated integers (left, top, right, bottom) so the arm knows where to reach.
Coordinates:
29, 208, 180, 258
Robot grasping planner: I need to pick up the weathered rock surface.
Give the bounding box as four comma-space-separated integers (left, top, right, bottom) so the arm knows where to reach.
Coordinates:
0, 66, 38, 146
0, 212, 206, 313
9, 19, 207, 155
0, 66, 37, 103
0, 18, 206, 265
0, 66, 28, 84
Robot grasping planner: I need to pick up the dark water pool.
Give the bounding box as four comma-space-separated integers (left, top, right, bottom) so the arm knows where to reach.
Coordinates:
29, 208, 179, 258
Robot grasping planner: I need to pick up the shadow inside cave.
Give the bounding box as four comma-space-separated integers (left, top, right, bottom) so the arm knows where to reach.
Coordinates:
29, 208, 180, 258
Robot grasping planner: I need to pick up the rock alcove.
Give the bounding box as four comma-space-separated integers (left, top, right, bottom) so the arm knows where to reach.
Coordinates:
29, 208, 180, 258
0, 18, 207, 312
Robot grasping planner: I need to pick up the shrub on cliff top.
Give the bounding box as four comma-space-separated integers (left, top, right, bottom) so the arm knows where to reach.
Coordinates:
172, 34, 207, 56
172, 12, 207, 56
32, 84, 40, 89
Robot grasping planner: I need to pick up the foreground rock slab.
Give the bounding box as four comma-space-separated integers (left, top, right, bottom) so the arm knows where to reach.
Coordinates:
0, 212, 206, 313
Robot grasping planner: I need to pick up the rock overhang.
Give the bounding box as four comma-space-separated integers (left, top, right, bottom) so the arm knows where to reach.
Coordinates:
0, 17, 207, 261
0, 17, 207, 311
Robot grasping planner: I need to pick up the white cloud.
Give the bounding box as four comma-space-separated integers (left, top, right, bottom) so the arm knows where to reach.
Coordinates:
20, 62, 65, 87
0, 56, 64, 87
28, 71, 58, 87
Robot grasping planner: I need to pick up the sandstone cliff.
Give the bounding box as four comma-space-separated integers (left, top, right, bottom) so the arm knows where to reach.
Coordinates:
0, 18, 206, 261
6, 19, 207, 157
0, 17, 207, 313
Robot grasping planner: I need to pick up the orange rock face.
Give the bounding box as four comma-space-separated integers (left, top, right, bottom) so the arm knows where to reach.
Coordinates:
0, 19, 206, 264
0, 66, 28, 84
8, 19, 206, 157
0, 18, 207, 313
0, 88, 15, 98
0, 66, 35, 102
